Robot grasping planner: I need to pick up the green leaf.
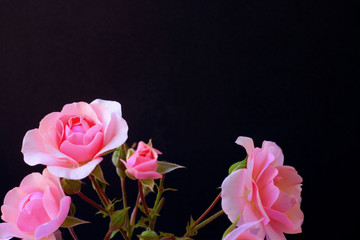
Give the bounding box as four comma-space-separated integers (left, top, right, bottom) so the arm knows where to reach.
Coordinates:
222, 214, 241, 239
157, 161, 185, 175
60, 216, 90, 228
91, 164, 108, 185
110, 207, 130, 230
228, 156, 247, 175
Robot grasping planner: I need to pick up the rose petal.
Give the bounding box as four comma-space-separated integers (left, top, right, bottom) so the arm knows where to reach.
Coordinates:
97, 115, 128, 156
43, 186, 60, 219
235, 136, 254, 156
134, 159, 158, 172
0, 222, 32, 239
47, 158, 102, 180
3, 187, 27, 209
60, 132, 103, 162
35, 196, 71, 239
83, 124, 102, 145
91, 99, 122, 116
221, 169, 250, 223
17, 196, 50, 233
60, 102, 100, 125
262, 141, 284, 166
22, 129, 60, 166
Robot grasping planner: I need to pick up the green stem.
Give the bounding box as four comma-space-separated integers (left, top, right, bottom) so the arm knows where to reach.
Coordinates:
184, 192, 222, 237
68, 227, 79, 240
89, 174, 110, 207
138, 180, 150, 216
130, 191, 140, 227
149, 175, 165, 230
193, 210, 224, 231
77, 192, 107, 213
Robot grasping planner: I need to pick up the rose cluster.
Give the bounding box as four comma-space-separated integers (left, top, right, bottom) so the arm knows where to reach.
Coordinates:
0, 99, 303, 240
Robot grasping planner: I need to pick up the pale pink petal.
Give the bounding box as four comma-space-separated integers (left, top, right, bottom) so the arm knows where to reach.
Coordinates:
1, 205, 17, 223
60, 132, 103, 162
66, 132, 85, 145
134, 159, 158, 172
83, 124, 102, 145
35, 196, 71, 239
251, 182, 270, 225
19, 172, 45, 189
89, 103, 111, 134
271, 191, 296, 213
60, 102, 100, 125
17, 197, 50, 233
256, 166, 279, 208
274, 166, 302, 203
283, 203, 303, 234
47, 158, 102, 180
262, 141, 284, 166
265, 208, 294, 230
224, 219, 263, 240
42, 169, 64, 200
252, 149, 275, 182
43, 186, 60, 219
0, 222, 32, 239
121, 160, 162, 180
235, 136, 254, 156
97, 116, 128, 156
131, 169, 162, 179
221, 169, 250, 223
3, 187, 27, 209
91, 99, 122, 116
22, 129, 60, 166
264, 222, 287, 240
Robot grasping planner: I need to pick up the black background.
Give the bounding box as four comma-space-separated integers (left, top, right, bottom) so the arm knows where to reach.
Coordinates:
0, 1, 357, 240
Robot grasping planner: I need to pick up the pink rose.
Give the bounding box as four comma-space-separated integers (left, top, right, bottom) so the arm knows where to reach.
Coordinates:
121, 141, 162, 179
221, 136, 303, 240
0, 169, 71, 240
223, 219, 263, 240
21, 99, 128, 180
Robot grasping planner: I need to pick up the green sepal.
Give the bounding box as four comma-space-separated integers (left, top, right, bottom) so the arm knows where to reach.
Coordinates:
222, 214, 241, 239
110, 230, 119, 239
228, 156, 248, 174
68, 201, 76, 217
141, 179, 155, 194
126, 148, 135, 160
60, 216, 90, 228
157, 161, 185, 175
91, 164, 108, 185
110, 207, 130, 230
61, 179, 82, 195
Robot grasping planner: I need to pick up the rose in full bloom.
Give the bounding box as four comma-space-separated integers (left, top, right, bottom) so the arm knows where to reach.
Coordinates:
121, 141, 162, 179
221, 136, 303, 240
223, 219, 263, 240
21, 99, 128, 180
0, 169, 71, 240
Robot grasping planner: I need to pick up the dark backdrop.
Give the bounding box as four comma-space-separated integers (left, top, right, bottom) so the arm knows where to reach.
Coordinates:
0, 1, 356, 240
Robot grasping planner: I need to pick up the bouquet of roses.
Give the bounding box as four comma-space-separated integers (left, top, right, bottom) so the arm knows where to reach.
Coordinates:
0, 99, 303, 240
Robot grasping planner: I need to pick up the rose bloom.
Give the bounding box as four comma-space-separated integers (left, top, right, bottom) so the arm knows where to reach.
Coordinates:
221, 136, 303, 240
0, 169, 71, 240
121, 141, 162, 179
223, 219, 263, 240
21, 99, 128, 180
